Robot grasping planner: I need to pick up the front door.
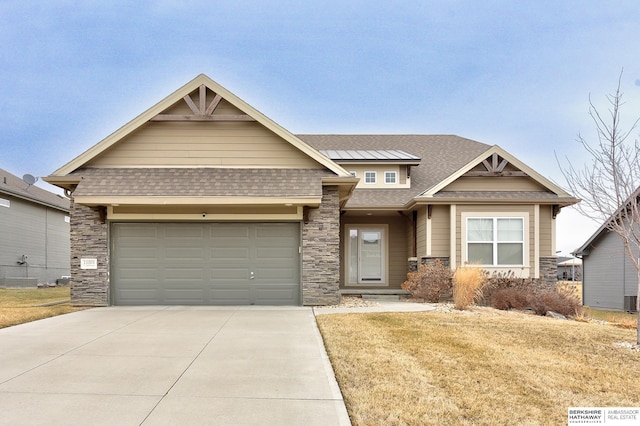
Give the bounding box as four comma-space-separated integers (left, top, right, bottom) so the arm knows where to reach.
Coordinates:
347, 226, 386, 285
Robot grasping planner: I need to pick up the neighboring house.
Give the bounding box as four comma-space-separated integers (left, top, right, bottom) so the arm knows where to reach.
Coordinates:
0, 169, 70, 286
44, 74, 579, 306
557, 257, 582, 281
574, 203, 639, 312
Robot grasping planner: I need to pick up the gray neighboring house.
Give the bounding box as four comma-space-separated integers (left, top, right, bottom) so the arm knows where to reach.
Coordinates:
0, 168, 70, 287
574, 199, 639, 312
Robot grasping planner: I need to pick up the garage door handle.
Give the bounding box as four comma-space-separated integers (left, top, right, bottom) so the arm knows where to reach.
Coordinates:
250, 272, 255, 280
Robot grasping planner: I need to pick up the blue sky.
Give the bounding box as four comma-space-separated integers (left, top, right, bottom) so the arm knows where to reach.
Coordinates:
2, 1, 640, 254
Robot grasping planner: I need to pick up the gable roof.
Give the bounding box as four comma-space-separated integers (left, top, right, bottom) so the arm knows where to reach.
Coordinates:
0, 168, 69, 212
299, 134, 490, 208
47, 74, 350, 178
300, 135, 579, 209
573, 187, 640, 256
418, 144, 573, 198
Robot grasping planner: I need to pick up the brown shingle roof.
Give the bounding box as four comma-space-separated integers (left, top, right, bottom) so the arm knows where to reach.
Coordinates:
299, 135, 491, 207
71, 168, 333, 197
0, 168, 69, 211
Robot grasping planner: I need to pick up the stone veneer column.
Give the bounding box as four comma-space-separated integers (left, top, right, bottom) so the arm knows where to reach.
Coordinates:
538, 256, 558, 290
69, 200, 109, 306
302, 186, 340, 305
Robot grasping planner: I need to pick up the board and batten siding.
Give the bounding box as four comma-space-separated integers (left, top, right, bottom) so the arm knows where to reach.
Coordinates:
340, 215, 408, 289
86, 120, 323, 169
0, 194, 70, 284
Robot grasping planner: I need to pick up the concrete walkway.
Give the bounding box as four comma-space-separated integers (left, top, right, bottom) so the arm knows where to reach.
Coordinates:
0, 307, 350, 426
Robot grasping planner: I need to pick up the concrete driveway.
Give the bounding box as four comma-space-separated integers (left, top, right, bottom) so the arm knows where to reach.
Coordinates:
0, 307, 350, 426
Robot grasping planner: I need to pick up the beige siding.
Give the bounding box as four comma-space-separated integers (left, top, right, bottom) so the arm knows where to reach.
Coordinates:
443, 176, 546, 192
538, 205, 553, 256
430, 205, 450, 257
416, 207, 426, 258
86, 121, 322, 169
340, 215, 408, 289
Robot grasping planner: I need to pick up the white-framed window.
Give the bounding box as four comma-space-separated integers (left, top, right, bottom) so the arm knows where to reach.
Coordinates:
466, 217, 524, 266
364, 171, 377, 184
384, 171, 397, 184
0, 198, 9, 208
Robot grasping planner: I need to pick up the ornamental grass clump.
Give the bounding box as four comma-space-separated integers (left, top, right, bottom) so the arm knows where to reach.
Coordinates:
453, 265, 486, 310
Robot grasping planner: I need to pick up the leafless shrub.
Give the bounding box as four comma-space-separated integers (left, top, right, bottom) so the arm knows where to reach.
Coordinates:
401, 259, 452, 303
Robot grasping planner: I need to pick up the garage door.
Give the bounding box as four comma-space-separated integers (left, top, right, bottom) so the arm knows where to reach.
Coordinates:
111, 222, 300, 305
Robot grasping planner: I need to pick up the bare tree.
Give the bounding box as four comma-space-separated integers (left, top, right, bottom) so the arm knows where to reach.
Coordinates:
559, 71, 640, 344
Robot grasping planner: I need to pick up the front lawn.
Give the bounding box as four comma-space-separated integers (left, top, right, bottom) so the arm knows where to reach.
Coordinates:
0, 287, 84, 328
316, 308, 639, 426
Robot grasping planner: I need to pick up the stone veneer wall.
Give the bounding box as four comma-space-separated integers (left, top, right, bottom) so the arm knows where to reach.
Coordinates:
69, 200, 109, 306
302, 186, 341, 305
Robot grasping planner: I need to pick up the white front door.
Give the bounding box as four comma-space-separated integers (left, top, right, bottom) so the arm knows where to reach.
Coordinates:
347, 226, 386, 285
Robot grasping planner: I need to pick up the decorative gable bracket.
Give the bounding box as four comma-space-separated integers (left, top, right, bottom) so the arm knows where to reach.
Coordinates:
150, 85, 256, 122
463, 153, 528, 177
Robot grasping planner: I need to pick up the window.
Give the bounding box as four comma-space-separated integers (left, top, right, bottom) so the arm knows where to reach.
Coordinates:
364, 171, 377, 184
0, 198, 9, 208
466, 217, 524, 265
384, 171, 397, 184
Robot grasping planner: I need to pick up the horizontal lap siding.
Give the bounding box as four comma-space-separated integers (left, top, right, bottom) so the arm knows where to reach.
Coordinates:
87, 121, 321, 169
0, 196, 69, 283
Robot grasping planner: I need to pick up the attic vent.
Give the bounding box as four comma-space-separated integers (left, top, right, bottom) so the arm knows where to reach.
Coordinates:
0, 198, 9, 208
624, 296, 638, 313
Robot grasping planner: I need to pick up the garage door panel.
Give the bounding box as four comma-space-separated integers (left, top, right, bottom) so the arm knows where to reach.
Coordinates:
165, 248, 204, 260
163, 288, 205, 304
112, 222, 299, 305
210, 247, 250, 259
165, 225, 204, 238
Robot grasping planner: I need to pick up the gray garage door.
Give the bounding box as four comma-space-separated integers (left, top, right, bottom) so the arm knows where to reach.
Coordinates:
111, 222, 300, 305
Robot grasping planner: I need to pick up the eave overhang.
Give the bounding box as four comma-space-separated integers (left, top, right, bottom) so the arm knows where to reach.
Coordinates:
73, 195, 322, 208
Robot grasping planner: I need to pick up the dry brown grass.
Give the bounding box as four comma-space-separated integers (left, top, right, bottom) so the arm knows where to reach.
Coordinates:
0, 287, 84, 328
453, 265, 486, 310
584, 307, 638, 329
317, 309, 639, 426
